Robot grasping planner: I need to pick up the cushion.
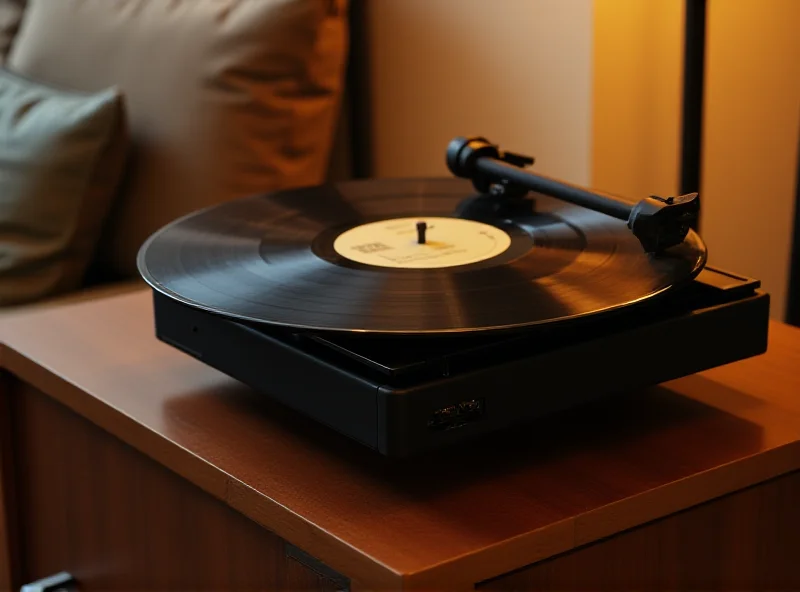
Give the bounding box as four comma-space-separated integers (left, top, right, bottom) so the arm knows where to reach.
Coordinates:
0, 67, 128, 306
0, 0, 24, 64
6, 0, 349, 278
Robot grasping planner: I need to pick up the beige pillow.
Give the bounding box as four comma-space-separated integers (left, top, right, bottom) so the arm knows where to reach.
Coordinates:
0, 0, 24, 64
0, 68, 128, 306
7, 0, 349, 278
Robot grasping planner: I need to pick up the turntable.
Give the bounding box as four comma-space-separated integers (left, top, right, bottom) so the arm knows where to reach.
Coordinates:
137, 137, 770, 458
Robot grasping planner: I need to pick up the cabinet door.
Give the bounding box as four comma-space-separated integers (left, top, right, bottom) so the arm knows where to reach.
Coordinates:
4, 380, 348, 592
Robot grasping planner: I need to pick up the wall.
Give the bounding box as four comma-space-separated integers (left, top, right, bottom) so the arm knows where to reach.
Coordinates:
366, 0, 593, 185
591, 0, 800, 320
366, 0, 799, 320
591, 0, 684, 200
700, 0, 800, 321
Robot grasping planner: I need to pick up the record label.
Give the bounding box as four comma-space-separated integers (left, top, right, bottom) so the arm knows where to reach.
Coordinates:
332, 216, 512, 269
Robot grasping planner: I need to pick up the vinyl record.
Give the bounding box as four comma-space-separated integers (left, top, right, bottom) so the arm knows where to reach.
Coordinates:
137, 178, 707, 335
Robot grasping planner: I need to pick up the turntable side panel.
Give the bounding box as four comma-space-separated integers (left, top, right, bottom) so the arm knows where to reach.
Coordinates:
478, 469, 800, 591
7, 379, 348, 592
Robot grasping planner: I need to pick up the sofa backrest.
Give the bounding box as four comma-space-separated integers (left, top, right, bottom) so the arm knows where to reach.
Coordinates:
1, 0, 351, 283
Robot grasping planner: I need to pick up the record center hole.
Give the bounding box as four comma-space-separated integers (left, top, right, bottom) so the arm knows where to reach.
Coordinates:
192, 326, 199, 333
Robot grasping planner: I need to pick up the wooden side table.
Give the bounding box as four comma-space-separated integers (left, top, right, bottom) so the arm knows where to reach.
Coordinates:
1, 286, 799, 591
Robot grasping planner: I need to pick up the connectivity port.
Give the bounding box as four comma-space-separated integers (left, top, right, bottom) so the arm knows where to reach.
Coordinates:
427, 398, 485, 430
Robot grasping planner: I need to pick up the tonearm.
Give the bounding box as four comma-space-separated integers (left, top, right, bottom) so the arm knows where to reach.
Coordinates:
446, 136, 699, 253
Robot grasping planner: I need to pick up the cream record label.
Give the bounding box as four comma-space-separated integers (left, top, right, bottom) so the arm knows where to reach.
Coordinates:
332, 217, 512, 269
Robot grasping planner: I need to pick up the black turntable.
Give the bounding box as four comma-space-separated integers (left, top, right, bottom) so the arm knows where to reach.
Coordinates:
138, 137, 770, 457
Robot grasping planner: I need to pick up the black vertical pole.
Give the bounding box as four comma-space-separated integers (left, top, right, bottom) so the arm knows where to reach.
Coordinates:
787, 131, 800, 326
680, 0, 707, 229
346, 0, 373, 178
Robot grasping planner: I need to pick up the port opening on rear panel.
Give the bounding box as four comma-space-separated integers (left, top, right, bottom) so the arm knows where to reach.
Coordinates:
427, 398, 485, 430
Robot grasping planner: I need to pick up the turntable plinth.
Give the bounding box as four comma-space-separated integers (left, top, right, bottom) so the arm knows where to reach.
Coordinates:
2, 286, 800, 591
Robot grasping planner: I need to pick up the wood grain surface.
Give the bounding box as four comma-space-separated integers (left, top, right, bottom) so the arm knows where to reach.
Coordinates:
1, 288, 799, 590
479, 469, 800, 591
10, 379, 344, 592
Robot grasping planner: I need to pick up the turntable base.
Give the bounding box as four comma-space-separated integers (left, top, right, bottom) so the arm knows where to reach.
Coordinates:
153, 265, 770, 457
2, 286, 800, 591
